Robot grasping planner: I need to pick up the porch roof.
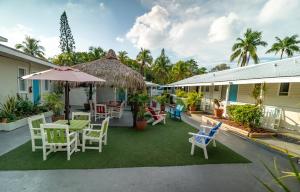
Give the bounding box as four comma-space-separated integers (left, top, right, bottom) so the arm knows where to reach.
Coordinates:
167, 56, 300, 87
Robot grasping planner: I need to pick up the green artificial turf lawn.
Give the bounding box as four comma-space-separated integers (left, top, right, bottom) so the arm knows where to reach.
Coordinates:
0, 118, 250, 170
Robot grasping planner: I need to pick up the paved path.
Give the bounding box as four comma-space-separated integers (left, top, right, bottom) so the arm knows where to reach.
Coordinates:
0, 115, 299, 192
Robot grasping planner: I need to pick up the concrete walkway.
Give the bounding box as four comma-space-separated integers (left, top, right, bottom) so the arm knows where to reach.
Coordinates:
0, 115, 299, 192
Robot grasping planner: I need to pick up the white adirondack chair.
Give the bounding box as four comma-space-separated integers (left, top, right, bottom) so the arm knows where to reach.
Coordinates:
111, 101, 125, 119
95, 104, 110, 121
28, 114, 46, 152
188, 122, 222, 159
82, 117, 110, 152
261, 106, 282, 130
41, 123, 77, 160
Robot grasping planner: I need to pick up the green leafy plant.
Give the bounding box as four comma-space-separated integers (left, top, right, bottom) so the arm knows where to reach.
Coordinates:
155, 95, 167, 105
43, 92, 64, 116
129, 92, 149, 121
252, 83, 266, 105
255, 156, 300, 192
0, 96, 17, 122
15, 97, 35, 116
227, 104, 262, 129
186, 91, 203, 108
175, 89, 188, 98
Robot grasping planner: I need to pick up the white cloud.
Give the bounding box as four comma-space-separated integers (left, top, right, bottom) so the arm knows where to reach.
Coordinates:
126, 5, 170, 49
208, 12, 239, 42
0, 24, 59, 57
116, 36, 124, 43
258, 0, 299, 24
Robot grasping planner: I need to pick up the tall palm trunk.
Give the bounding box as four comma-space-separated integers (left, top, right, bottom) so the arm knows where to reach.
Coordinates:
140, 61, 145, 77
280, 49, 284, 59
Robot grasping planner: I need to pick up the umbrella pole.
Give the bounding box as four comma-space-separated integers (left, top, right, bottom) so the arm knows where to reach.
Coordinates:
65, 81, 70, 125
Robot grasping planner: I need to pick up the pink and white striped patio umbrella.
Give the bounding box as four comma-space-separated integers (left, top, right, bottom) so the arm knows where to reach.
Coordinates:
22, 66, 105, 123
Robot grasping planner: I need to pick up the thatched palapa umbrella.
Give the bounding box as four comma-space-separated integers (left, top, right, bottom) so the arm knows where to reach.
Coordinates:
73, 49, 145, 90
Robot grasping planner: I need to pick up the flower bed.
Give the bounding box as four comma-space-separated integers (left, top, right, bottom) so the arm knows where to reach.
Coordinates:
0, 111, 53, 131
199, 114, 276, 138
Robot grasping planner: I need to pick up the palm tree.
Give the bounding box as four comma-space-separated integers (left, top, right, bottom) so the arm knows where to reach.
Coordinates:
266, 35, 300, 59
171, 61, 192, 81
88, 46, 106, 61
118, 51, 129, 64
136, 48, 153, 77
152, 49, 171, 84
15, 36, 45, 59
230, 28, 267, 67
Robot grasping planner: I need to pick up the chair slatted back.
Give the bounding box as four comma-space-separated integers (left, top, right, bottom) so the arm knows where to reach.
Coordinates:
101, 117, 110, 135
41, 124, 69, 144
95, 104, 107, 113
196, 122, 222, 144
147, 107, 159, 120
28, 114, 46, 135
72, 112, 91, 121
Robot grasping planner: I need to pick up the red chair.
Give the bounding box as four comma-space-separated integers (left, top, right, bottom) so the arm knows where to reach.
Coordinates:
147, 107, 166, 125
95, 104, 110, 121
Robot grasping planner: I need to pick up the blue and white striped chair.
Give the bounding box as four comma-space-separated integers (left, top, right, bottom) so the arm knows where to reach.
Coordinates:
188, 122, 222, 159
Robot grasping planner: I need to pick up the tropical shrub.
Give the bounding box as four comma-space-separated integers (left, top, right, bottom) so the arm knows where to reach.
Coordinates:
0, 96, 17, 121
227, 104, 262, 128
155, 95, 167, 105
43, 92, 64, 116
175, 89, 188, 98
186, 91, 203, 108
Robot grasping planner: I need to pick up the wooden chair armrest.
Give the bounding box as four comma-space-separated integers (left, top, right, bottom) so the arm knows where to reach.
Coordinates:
188, 132, 211, 139
68, 132, 77, 137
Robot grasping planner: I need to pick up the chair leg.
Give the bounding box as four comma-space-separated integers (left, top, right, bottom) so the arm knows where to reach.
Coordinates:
43, 145, 47, 161
190, 143, 195, 155
104, 135, 107, 145
213, 139, 216, 147
31, 139, 35, 152
82, 138, 86, 152
67, 145, 71, 160
203, 147, 208, 159
99, 139, 102, 152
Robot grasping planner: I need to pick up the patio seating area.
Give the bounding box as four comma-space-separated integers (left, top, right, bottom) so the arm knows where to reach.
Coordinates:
0, 117, 249, 170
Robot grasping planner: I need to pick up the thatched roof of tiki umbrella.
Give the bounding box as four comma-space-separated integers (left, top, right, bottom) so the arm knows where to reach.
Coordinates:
73, 49, 145, 90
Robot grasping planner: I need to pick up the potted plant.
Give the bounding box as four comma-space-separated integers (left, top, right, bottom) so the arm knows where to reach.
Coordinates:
186, 91, 203, 112
136, 106, 147, 130
43, 92, 64, 121
213, 99, 224, 118
155, 95, 167, 112
0, 111, 7, 123
129, 92, 149, 130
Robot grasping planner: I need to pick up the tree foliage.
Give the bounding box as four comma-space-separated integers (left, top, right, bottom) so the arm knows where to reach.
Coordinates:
15, 36, 45, 59
230, 28, 267, 67
210, 63, 230, 72
59, 11, 76, 54
266, 35, 300, 59
152, 49, 171, 84
50, 46, 106, 66
136, 48, 153, 77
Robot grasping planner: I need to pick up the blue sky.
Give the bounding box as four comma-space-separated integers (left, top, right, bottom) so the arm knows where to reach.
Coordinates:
1, 0, 300, 69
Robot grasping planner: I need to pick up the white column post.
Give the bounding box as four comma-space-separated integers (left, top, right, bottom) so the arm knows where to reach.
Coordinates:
114, 87, 117, 101
125, 88, 128, 107
223, 84, 230, 117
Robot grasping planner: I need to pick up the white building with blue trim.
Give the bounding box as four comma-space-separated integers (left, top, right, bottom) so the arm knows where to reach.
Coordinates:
167, 56, 300, 134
